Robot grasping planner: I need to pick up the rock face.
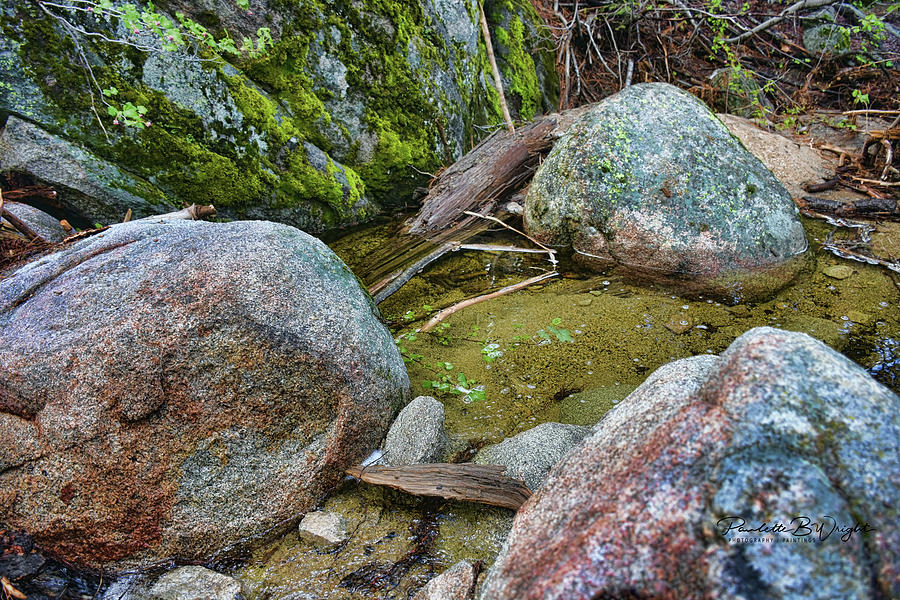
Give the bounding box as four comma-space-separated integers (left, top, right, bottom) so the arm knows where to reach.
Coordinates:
474, 422, 590, 491
1, 0, 557, 232
481, 327, 900, 600
381, 395, 448, 466
0, 220, 409, 569
0, 117, 177, 225
0, 200, 68, 243
525, 83, 809, 301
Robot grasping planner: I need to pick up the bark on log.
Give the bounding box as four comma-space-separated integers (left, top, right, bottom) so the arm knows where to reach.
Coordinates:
405, 105, 593, 237
346, 463, 532, 510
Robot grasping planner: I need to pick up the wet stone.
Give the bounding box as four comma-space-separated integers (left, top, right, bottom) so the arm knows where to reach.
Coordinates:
824, 264, 854, 280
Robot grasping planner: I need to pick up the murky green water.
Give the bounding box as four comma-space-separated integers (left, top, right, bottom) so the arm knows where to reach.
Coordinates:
233, 215, 900, 597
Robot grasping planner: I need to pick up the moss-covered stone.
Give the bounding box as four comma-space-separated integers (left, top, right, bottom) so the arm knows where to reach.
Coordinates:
1, 0, 558, 231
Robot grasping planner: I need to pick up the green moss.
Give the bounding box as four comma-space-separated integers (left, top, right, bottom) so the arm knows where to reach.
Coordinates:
496, 16, 541, 120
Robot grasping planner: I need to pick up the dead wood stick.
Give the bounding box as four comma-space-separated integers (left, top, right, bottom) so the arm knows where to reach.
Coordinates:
372, 242, 457, 304
421, 271, 558, 332
458, 243, 551, 254
133, 204, 217, 223
463, 210, 557, 265
346, 463, 531, 510
479, 1, 515, 133
842, 109, 900, 116
851, 177, 900, 188
0, 193, 44, 242
724, 0, 836, 44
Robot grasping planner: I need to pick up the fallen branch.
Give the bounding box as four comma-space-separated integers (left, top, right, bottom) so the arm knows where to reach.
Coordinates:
421, 271, 558, 332
463, 209, 557, 265
0, 192, 44, 242
371, 242, 458, 304
133, 204, 217, 222
346, 463, 532, 510
724, 0, 836, 44
479, 0, 515, 133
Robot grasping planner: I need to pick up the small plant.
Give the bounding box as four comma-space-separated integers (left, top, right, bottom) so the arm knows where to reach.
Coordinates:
422, 370, 486, 403
537, 317, 574, 343
481, 342, 502, 363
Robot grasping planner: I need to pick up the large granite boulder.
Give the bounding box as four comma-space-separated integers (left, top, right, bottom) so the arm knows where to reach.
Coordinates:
481, 327, 900, 599
525, 83, 809, 301
0, 219, 409, 569
0, 0, 557, 231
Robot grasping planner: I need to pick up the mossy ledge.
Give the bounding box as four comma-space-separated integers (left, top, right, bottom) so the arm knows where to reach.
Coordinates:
0, 0, 558, 232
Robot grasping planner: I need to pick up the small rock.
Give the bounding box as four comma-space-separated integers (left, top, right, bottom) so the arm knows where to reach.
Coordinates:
664, 314, 693, 334
298, 510, 349, 546
726, 304, 751, 318
576, 296, 593, 306
474, 422, 591, 491
824, 264, 854, 279
382, 396, 448, 466
412, 560, 477, 600
846, 310, 873, 325
149, 566, 241, 600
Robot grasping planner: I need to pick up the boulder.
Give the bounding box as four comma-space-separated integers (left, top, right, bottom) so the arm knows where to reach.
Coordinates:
709, 68, 773, 118
719, 113, 833, 199
149, 566, 241, 600
0, 219, 409, 569
1, 0, 557, 231
481, 327, 900, 599
381, 395, 448, 466
525, 83, 809, 301
474, 422, 591, 491
0, 200, 68, 243
414, 560, 478, 600
804, 24, 852, 56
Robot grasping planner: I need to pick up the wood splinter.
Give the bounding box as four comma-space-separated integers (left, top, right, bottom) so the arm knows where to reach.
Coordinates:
346, 463, 532, 510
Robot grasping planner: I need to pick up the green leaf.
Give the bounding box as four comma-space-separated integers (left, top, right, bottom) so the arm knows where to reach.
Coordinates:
107, 106, 118, 116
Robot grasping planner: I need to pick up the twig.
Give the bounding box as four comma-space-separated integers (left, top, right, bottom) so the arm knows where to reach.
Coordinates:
371, 242, 457, 304
724, 0, 836, 44
851, 177, 900, 187
0, 199, 44, 242
842, 109, 900, 116
625, 58, 635, 87
479, 1, 515, 133
421, 271, 558, 332
462, 210, 557, 265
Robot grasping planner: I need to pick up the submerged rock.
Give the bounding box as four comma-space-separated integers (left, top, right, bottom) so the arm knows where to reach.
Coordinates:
474, 422, 590, 491
525, 83, 809, 301
381, 395, 449, 466
481, 327, 900, 599
0, 220, 409, 569
298, 510, 349, 546
413, 560, 478, 600
149, 566, 241, 600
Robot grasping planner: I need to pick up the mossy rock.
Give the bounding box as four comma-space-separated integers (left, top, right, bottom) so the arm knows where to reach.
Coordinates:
524, 82, 809, 302
0, 0, 558, 232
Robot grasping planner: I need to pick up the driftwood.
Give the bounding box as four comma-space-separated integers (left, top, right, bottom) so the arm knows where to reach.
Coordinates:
134, 204, 217, 222
421, 271, 558, 332
346, 463, 532, 510
406, 105, 592, 237
0, 194, 42, 242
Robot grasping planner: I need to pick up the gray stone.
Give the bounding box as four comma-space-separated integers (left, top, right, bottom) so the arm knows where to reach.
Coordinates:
474, 422, 591, 491
0, 116, 176, 225
481, 328, 900, 599
0, 201, 67, 242
804, 23, 852, 56
298, 510, 349, 546
149, 566, 241, 600
413, 560, 477, 600
525, 83, 808, 301
382, 396, 448, 466
0, 219, 409, 569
